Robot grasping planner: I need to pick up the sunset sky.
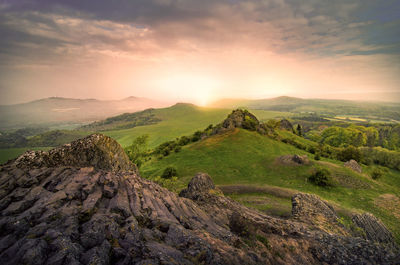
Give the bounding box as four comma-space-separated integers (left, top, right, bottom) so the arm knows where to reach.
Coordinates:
0, 0, 399, 105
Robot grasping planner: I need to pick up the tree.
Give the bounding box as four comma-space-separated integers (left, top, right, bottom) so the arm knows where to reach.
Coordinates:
125, 134, 149, 168
296, 124, 303, 136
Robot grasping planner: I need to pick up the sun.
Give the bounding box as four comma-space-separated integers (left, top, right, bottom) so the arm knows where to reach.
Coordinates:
157, 72, 220, 106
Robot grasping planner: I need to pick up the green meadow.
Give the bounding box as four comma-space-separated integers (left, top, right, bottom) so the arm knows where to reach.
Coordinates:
141, 128, 400, 243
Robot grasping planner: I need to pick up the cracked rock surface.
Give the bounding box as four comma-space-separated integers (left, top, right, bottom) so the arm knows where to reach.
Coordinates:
0, 134, 399, 264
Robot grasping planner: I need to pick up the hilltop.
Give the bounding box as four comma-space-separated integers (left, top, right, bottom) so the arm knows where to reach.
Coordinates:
0, 134, 399, 264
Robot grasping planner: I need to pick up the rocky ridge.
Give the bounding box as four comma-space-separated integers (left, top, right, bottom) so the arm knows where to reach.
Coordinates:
0, 134, 399, 264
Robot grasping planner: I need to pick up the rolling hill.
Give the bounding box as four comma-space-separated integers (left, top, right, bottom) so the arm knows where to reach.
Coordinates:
0, 96, 169, 130
140, 120, 400, 243
0, 103, 292, 164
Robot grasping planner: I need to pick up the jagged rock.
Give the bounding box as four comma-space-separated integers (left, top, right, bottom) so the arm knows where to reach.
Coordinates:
292, 193, 338, 223
0, 135, 399, 264
276, 154, 310, 165
6, 134, 136, 172
179, 172, 217, 199
344, 159, 362, 173
278, 119, 294, 131
352, 213, 394, 243
291, 193, 348, 236
213, 109, 269, 135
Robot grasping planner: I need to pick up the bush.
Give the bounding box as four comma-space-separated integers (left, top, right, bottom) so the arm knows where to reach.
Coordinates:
337, 145, 361, 162
309, 168, 333, 186
242, 116, 258, 131
161, 167, 178, 179
314, 153, 321, 160
371, 168, 383, 180
174, 146, 182, 153
192, 131, 203, 142
178, 136, 190, 146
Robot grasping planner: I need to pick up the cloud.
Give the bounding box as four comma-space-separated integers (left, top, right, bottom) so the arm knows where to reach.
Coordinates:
0, 0, 399, 103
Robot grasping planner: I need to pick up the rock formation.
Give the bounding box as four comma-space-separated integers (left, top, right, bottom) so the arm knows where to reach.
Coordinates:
213, 109, 271, 135
278, 119, 294, 131
0, 134, 399, 264
344, 159, 362, 173
352, 213, 395, 244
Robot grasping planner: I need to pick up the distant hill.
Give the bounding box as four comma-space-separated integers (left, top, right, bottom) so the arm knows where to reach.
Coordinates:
0, 96, 170, 130
210, 96, 400, 121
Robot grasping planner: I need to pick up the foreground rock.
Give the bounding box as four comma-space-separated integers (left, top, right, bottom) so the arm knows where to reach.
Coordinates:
0, 135, 399, 264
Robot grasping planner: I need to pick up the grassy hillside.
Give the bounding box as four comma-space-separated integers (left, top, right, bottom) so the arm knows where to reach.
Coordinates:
141, 128, 400, 243
0, 103, 291, 162
103, 104, 291, 148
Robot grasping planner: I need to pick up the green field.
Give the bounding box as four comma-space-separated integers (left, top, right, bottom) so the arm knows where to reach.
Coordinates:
141, 128, 400, 243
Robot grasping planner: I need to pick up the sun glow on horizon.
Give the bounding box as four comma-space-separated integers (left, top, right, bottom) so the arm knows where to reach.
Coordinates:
155, 72, 221, 106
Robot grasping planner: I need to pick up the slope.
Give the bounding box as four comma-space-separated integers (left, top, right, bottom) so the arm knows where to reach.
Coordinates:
141, 128, 400, 243
1, 134, 398, 264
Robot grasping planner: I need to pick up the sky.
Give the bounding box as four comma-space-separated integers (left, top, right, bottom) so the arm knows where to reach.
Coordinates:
0, 0, 399, 105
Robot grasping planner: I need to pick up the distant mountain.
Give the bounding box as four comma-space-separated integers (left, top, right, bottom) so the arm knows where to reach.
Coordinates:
0, 96, 170, 130
210, 96, 400, 121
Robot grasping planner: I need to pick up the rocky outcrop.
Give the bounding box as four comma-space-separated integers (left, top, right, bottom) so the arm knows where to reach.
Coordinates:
276, 154, 310, 166
0, 136, 399, 264
292, 193, 339, 224
8, 134, 137, 172
352, 213, 394, 244
214, 109, 271, 135
278, 119, 294, 131
344, 159, 362, 173
179, 173, 217, 200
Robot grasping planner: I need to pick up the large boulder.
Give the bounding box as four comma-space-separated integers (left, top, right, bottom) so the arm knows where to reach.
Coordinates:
8, 134, 137, 172
179, 172, 216, 199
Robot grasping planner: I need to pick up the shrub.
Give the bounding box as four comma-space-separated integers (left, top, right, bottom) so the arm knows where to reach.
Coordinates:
314, 153, 321, 160
178, 136, 190, 146
174, 146, 182, 153
161, 167, 178, 179
371, 168, 383, 180
192, 131, 203, 142
337, 145, 361, 162
242, 116, 258, 131
309, 168, 333, 186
